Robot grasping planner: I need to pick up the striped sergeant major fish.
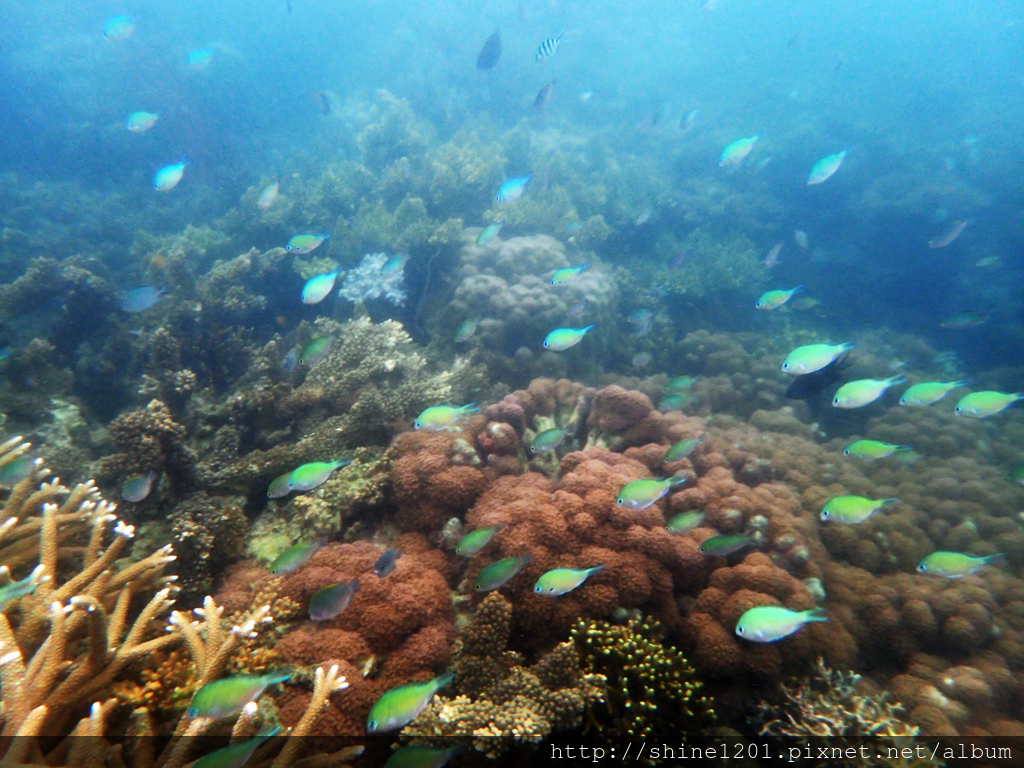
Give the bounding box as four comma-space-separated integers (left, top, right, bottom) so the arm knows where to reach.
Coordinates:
535, 30, 565, 61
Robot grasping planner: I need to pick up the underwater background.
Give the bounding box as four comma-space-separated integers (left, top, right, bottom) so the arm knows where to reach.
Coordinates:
1, 0, 1024, 765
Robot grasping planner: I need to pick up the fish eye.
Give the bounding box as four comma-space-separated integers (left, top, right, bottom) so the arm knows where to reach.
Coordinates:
736, 626, 744, 634
821, 511, 830, 519
543, 341, 549, 347
917, 563, 927, 572
843, 449, 850, 455
782, 362, 789, 369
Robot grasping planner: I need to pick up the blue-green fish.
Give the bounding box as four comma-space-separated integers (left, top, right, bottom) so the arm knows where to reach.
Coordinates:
301, 268, 343, 304
299, 335, 333, 365
0, 455, 34, 485
154, 161, 186, 192
187, 49, 214, 70
454, 319, 478, 343
533, 566, 603, 596
286, 233, 330, 254
414, 403, 478, 431
666, 511, 705, 534
658, 393, 691, 412
270, 540, 324, 574
781, 342, 855, 375
287, 459, 351, 492
530, 427, 569, 455
267, 472, 293, 499
104, 15, 135, 40
384, 746, 459, 768
309, 578, 360, 621
122, 471, 155, 502
664, 434, 706, 463
917, 551, 1004, 578
120, 286, 165, 313
456, 525, 502, 556
842, 440, 911, 460
186, 673, 291, 719
550, 264, 588, 286
807, 149, 848, 185
720, 135, 758, 167
543, 325, 594, 351
954, 391, 1023, 418
832, 376, 904, 408
496, 175, 531, 202
899, 381, 966, 406
820, 495, 897, 524
476, 223, 503, 245
735, 606, 827, 643
699, 531, 756, 557
191, 727, 280, 768
616, 473, 688, 511
756, 286, 802, 310
381, 254, 408, 275
474, 554, 533, 592
0, 566, 47, 612
664, 376, 697, 393
367, 672, 454, 733
126, 111, 159, 133
256, 181, 279, 209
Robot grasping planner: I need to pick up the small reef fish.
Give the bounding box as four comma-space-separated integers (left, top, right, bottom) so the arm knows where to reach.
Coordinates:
104, 15, 135, 40
187, 49, 214, 70
954, 391, 1023, 418
0, 565, 47, 612
762, 242, 782, 269
699, 531, 756, 557
256, 181, 279, 209
719, 135, 758, 167
658, 393, 691, 412
735, 606, 827, 643
191, 727, 280, 768
367, 672, 454, 733
122, 471, 155, 502
566, 300, 587, 319
299, 335, 334, 365
476, 223, 503, 245
534, 78, 557, 110
287, 233, 330, 254
454, 319, 478, 343
535, 31, 565, 61
635, 207, 652, 226
530, 427, 569, 455
807, 149, 848, 185
940, 310, 988, 329
632, 352, 652, 369
756, 285, 801, 310
120, 286, 165, 313
374, 547, 402, 578
928, 218, 971, 248
616, 473, 688, 511
917, 551, 1004, 579
550, 264, 587, 286
899, 380, 966, 406
832, 376, 905, 409
187, 673, 291, 719
266, 472, 293, 499
664, 375, 697, 392
534, 566, 604, 596
126, 111, 159, 133
843, 440, 912, 460
477, 29, 501, 70
794, 229, 809, 249
681, 108, 699, 133
781, 342, 855, 375
309, 578, 360, 621
543, 325, 594, 351
0, 455, 34, 485
269, 540, 324, 574
820, 495, 898, 524
288, 459, 351, 492
154, 161, 186, 191
627, 310, 653, 336
975, 256, 1001, 268
384, 746, 459, 768
456, 525, 502, 556
666, 511, 706, 534
474, 554, 533, 592
301, 267, 343, 304
381, 254, 409, 276
664, 434, 707, 463
496, 175, 531, 203
414, 403, 479, 431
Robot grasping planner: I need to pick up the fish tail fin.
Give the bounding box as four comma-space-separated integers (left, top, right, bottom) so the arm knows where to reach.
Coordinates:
881, 498, 900, 508
519, 552, 535, 565
803, 608, 828, 623
668, 472, 690, 486
332, 457, 353, 469
267, 672, 292, 685
894, 445, 913, 452
461, 402, 479, 413
887, 375, 907, 386
433, 670, 455, 690
350, 577, 361, 592
257, 725, 282, 741
583, 324, 596, 332
587, 565, 606, 575
792, 285, 804, 294
840, 341, 857, 352
983, 553, 1007, 567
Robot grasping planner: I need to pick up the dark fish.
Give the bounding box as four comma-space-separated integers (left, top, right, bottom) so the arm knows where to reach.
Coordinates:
309, 578, 360, 621
534, 78, 556, 110
374, 547, 402, 578
477, 30, 501, 69
535, 31, 564, 61
785, 351, 851, 415
316, 90, 331, 116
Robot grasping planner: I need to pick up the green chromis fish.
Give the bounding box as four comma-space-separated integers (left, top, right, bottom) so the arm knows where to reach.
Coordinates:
301, 267, 343, 304
266, 472, 293, 499
191, 727, 280, 768
256, 181, 279, 209
122, 471, 155, 502
755, 286, 802, 310
454, 319, 478, 343
496, 175, 531, 203
955, 391, 1024, 418
699, 531, 756, 557
299, 335, 334, 365
287, 459, 351, 492
455, 525, 502, 556
616, 472, 688, 511
154, 160, 187, 192
269, 540, 324, 574
820, 495, 898, 524
807, 149, 848, 185
476, 223, 503, 245
474, 554, 533, 592
530, 427, 569, 455
367, 671, 454, 733
0, 565, 47, 611
664, 375, 697, 393
735, 606, 827, 643
543, 325, 595, 351
832, 376, 905, 408
658, 393, 691, 412
719, 135, 759, 167
384, 746, 459, 768
126, 111, 159, 133
917, 551, 1005, 578
666, 511, 706, 534
186, 673, 291, 719
899, 380, 967, 406
664, 434, 706, 463
414, 403, 479, 431
842, 439, 912, 460
533, 566, 604, 596
781, 342, 855, 375
550, 263, 588, 286
309, 578, 360, 621
380, 254, 408, 275
286, 233, 330, 254
0, 455, 34, 485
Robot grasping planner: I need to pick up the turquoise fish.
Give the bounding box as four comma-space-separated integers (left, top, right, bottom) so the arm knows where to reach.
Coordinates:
699, 531, 756, 557
456, 525, 502, 556
191, 727, 280, 768
287, 459, 351, 492
616, 473, 688, 511
735, 606, 827, 643
664, 434, 706, 463
299, 335, 333, 365
154, 160, 186, 192
119, 286, 165, 313
367, 672, 454, 733
543, 325, 594, 351
899, 380, 966, 406
476, 223, 503, 245
309, 578, 360, 621
756, 286, 802, 310
0, 455, 34, 485
658, 394, 691, 412
496, 175, 531, 202
414, 403, 478, 431
917, 551, 1004, 578
269, 540, 324, 574
126, 111, 159, 133
474, 554, 533, 592
266, 472, 293, 499
781, 342, 855, 375
0, 566, 47, 612
454, 319, 478, 343
286, 233, 330, 254
104, 15, 135, 40
533, 566, 604, 596
954, 391, 1023, 418
807, 149, 848, 185
381, 254, 409, 275
188, 49, 214, 70
720, 135, 759, 167
187, 673, 291, 719
550, 264, 588, 286
820, 495, 897, 524
384, 746, 459, 768
530, 427, 569, 455
832, 376, 905, 408
664, 375, 697, 393
122, 471, 155, 502
842, 440, 912, 460
301, 268, 343, 304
